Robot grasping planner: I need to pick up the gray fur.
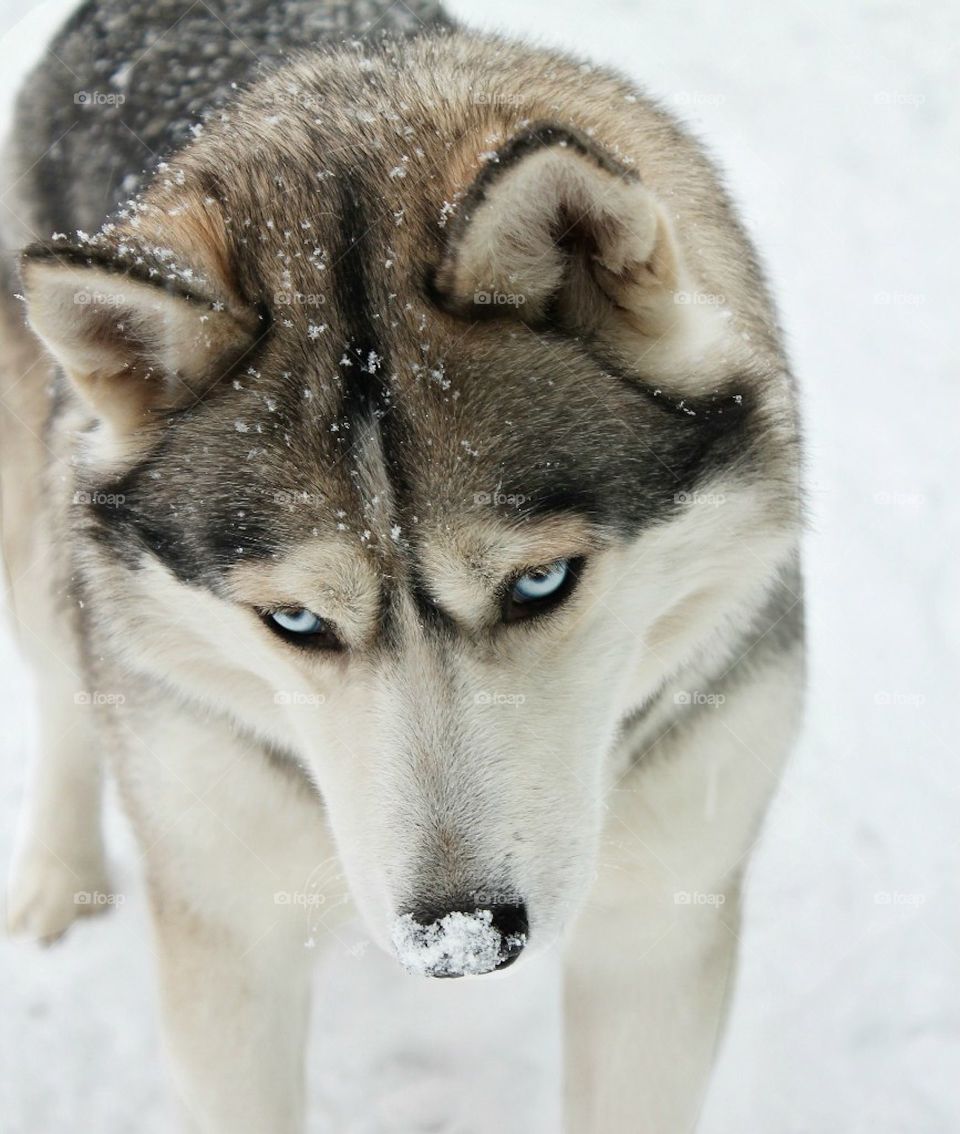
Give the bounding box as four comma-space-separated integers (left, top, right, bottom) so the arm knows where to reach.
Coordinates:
1, 4, 805, 1126
7, 8, 802, 610
5, 0, 450, 238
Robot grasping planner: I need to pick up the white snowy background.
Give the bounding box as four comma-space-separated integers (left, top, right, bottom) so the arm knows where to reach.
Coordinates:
1, 1, 958, 1131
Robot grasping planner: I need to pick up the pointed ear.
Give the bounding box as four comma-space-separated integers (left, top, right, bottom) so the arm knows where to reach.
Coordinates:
20, 242, 260, 433
434, 124, 684, 337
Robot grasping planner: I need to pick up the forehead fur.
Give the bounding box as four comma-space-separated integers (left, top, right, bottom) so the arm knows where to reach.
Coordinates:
78, 33, 796, 585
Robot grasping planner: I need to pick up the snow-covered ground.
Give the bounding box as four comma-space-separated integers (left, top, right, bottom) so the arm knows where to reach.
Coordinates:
1, 0, 958, 1130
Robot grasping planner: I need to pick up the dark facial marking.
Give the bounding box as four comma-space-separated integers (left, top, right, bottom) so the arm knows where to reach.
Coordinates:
332, 180, 391, 433
83, 434, 279, 585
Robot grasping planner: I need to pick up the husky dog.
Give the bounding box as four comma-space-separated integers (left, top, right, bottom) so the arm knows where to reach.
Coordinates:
1, 0, 804, 1129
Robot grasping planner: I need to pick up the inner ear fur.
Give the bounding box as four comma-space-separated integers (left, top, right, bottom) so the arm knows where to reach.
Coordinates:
434, 123, 684, 336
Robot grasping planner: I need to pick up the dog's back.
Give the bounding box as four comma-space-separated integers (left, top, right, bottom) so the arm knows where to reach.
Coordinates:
5, 0, 449, 241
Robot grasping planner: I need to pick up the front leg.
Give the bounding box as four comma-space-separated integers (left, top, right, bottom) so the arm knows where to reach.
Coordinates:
153, 900, 312, 1134
112, 695, 348, 1134
564, 643, 802, 1131
564, 889, 739, 1133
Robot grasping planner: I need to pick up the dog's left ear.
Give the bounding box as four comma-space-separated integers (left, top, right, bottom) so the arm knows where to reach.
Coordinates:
435, 124, 684, 337
20, 240, 259, 435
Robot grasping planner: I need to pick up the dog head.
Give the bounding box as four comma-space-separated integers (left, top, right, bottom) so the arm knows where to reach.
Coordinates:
19, 38, 800, 974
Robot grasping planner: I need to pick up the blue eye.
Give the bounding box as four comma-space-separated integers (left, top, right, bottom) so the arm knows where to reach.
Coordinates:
265, 608, 341, 648
505, 559, 577, 621
513, 560, 569, 601
271, 609, 324, 634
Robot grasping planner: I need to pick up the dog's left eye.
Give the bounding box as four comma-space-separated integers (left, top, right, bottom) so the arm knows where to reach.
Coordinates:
264, 608, 342, 649
503, 558, 579, 622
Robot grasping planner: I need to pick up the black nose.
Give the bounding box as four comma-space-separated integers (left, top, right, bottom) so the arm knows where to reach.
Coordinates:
396, 900, 528, 978
485, 902, 528, 969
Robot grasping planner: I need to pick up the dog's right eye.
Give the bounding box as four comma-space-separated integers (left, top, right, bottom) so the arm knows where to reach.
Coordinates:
502, 557, 582, 623
262, 608, 342, 649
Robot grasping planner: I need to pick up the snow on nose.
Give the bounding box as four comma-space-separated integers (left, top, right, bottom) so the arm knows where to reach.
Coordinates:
391, 906, 528, 978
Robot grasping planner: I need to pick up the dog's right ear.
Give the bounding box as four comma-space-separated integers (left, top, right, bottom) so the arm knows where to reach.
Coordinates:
20, 241, 260, 435
434, 123, 684, 339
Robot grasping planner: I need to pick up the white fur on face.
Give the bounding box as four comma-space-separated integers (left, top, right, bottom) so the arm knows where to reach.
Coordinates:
94, 463, 793, 959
